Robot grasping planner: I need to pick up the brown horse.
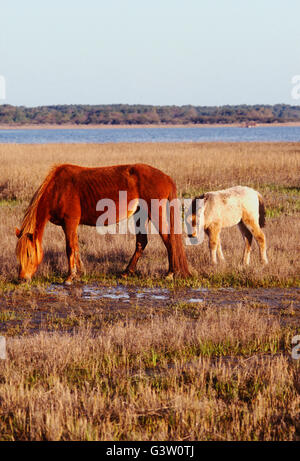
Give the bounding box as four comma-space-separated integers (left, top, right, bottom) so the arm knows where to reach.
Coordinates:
16, 163, 190, 284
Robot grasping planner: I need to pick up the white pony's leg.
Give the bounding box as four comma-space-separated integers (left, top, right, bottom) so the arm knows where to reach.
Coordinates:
238, 221, 253, 265
207, 224, 221, 264
259, 237, 268, 264
242, 214, 268, 264
217, 236, 225, 261
211, 248, 217, 265
244, 248, 251, 265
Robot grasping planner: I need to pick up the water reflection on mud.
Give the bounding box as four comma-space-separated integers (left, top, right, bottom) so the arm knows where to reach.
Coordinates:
1, 284, 299, 337
46, 284, 207, 304
46, 283, 300, 311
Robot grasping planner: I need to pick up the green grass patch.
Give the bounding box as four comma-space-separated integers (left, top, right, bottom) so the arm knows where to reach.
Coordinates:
0, 198, 21, 207
1, 270, 300, 293
260, 184, 300, 195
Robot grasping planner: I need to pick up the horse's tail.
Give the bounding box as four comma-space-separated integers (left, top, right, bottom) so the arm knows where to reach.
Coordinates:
258, 194, 266, 228
168, 184, 191, 278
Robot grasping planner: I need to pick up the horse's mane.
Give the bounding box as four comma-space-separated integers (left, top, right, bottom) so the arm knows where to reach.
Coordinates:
16, 166, 59, 266
18, 165, 58, 238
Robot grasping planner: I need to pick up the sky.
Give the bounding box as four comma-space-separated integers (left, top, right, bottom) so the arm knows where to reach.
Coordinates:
1, 0, 300, 107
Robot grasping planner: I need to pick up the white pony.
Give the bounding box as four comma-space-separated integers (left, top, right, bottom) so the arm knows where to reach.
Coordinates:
187, 186, 268, 265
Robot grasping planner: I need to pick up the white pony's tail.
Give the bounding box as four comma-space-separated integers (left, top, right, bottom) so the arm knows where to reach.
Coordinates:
258, 194, 266, 228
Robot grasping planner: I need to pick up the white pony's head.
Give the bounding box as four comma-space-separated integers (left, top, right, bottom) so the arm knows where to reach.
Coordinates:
185, 196, 205, 245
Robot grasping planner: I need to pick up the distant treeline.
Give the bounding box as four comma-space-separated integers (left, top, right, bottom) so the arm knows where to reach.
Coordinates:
1, 104, 300, 125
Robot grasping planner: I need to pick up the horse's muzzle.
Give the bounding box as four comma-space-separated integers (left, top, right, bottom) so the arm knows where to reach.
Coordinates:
18, 270, 32, 283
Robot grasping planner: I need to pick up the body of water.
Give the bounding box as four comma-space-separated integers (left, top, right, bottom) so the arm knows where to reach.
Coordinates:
1, 125, 300, 143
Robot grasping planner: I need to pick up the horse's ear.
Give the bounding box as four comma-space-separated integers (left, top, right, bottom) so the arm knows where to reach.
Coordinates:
15, 228, 21, 238
26, 233, 34, 242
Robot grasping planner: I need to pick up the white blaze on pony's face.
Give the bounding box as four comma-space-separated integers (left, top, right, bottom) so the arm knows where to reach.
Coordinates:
185, 197, 205, 245
15, 228, 43, 281
186, 213, 197, 238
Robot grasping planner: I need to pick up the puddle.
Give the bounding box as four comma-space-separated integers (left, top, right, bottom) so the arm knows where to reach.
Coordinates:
82, 286, 171, 302
45, 283, 300, 312
1, 284, 299, 337
82, 286, 130, 302
46, 284, 207, 304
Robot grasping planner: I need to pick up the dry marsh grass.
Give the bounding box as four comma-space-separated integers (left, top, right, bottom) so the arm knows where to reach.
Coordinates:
0, 142, 299, 286
0, 142, 299, 441
1, 142, 300, 201
0, 306, 299, 441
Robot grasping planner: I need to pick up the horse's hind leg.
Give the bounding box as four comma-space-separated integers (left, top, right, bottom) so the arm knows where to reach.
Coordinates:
75, 249, 85, 275
238, 221, 253, 265
242, 214, 268, 264
254, 226, 268, 264
123, 232, 148, 276
63, 219, 81, 285
156, 232, 175, 279
123, 209, 148, 276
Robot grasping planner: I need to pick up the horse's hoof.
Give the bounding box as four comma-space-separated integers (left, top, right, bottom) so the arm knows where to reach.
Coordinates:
190, 268, 198, 277
121, 270, 135, 278
64, 279, 73, 286
18, 278, 30, 285
165, 272, 174, 281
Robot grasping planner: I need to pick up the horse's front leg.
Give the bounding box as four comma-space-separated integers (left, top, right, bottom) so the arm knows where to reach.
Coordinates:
217, 236, 225, 262
207, 224, 220, 264
63, 220, 81, 285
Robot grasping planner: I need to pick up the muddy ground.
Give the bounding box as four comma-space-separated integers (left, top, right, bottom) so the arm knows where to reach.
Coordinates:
1, 284, 299, 336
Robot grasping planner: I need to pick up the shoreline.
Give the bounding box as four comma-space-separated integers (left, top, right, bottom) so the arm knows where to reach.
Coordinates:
1, 122, 300, 130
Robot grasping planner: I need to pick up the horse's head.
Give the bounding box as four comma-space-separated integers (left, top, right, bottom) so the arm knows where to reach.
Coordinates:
186, 205, 198, 238
15, 228, 43, 281
185, 196, 205, 244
